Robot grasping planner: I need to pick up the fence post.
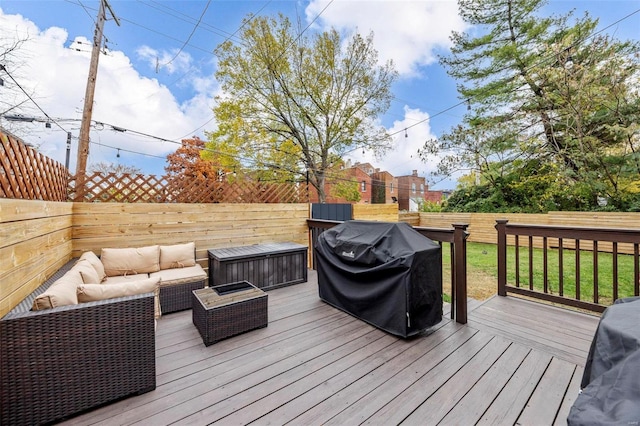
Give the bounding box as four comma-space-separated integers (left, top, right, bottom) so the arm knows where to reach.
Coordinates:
496, 219, 508, 297
452, 223, 469, 324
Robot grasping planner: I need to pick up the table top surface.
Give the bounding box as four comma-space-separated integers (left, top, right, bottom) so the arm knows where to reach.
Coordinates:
208, 242, 307, 260
193, 284, 266, 309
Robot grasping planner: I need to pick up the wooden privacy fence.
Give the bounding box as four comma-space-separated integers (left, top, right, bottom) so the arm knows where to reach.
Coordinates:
408, 211, 640, 247
496, 219, 640, 312
307, 219, 470, 324
0, 132, 69, 201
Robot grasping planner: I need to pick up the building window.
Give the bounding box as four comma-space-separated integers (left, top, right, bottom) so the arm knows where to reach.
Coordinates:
411, 183, 416, 193
361, 181, 366, 192
390, 182, 394, 193
420, 184, 424, 194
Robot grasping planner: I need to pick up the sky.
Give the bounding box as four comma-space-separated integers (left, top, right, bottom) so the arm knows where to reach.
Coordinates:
0, 0, 638, 190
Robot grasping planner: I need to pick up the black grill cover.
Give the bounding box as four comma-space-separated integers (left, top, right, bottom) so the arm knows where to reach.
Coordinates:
315, 220, 442, 338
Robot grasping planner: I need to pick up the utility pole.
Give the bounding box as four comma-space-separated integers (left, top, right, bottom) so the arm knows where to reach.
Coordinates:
75, 0, 119, 201
65, 131, 72, 170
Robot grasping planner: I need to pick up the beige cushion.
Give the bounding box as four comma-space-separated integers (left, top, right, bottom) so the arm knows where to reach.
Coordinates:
79, 251, 106, 282
32, 268, 82, 310
150, 264, 207, 287
103, 274, 150, 285
101, 245, 160, 277
159, 242, 196, 270
77, 277, 161, 318
73, 259, 101, 284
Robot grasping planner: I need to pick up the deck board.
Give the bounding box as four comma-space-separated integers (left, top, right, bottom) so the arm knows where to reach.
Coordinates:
61, 269, 599, 426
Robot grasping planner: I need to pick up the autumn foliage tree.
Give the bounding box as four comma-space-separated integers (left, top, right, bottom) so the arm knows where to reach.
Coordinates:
165, 137, 220, 184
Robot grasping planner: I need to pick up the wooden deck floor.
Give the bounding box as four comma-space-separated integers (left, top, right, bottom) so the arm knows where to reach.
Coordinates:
62, 270, 600, 425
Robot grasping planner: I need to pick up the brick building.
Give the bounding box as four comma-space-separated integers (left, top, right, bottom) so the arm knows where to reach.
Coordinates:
396, 170, 427, 211
371, 169, 398, 204
308, 163, 373, 204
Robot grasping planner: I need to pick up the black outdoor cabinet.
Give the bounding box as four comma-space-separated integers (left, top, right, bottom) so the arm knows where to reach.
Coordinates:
208, 242, 307, 291
315, 220, 442, 338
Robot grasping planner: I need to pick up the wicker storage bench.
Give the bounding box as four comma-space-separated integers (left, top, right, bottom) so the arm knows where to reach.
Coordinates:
0, 259, 156, 426
192, 281, 268, 345
208, 242, 307, 290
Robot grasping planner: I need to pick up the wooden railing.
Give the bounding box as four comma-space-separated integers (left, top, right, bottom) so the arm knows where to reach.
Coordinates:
496, 219, 640, 312
307, 219, 469, 324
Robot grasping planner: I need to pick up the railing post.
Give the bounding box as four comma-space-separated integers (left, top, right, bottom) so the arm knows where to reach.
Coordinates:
452, 223, 469, 324
496, 219, 508, 297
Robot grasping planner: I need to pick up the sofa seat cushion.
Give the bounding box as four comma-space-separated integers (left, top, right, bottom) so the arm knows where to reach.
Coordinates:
150, 264, 206, 287
79, 251, 106, 282
32, 268, 82, 310
77, 277, 161, 318
103, 273, 150, 284
160, 242, 196, 270
101, 245, 160, 277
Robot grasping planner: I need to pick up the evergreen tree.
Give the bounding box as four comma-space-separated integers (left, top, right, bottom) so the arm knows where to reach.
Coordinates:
424, 0, 640, 211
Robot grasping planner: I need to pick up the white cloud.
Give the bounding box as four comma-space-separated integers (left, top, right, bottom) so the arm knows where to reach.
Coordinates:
0, 9, 218, 175
136, 45, 194, 75
305, 0, 466, 76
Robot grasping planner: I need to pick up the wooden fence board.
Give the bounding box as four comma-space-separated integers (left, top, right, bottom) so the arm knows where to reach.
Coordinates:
412, 212, 640, 247
0, 199, 72, 223
353, 203, 398, 222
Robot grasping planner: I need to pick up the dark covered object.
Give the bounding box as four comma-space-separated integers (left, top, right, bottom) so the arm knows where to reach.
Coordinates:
568, 297, 640, 425
315, 220, 442, 338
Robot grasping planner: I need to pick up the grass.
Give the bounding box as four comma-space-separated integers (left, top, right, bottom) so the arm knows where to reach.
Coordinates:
441, 241, 638, 305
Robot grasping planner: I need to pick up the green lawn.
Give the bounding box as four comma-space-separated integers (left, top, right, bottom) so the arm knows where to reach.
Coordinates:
442, 241, 638, 306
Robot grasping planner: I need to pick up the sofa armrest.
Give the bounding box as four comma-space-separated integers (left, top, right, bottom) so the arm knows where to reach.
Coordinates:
0, 292, 156, 425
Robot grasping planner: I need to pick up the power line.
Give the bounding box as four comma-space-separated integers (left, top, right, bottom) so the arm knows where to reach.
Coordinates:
0, 65, 69, 133
156, 0, 212, 71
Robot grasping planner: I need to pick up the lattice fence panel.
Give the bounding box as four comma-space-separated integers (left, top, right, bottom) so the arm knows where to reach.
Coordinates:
0, 131, 69, 201
70, 173, 308, 203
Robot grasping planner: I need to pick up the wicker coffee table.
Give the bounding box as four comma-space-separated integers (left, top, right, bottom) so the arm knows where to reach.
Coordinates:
192, 281, 268, 346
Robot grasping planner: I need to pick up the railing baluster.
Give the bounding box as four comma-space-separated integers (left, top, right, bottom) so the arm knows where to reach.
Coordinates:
613, 242, 618, 301
593, 241, 598, 304
575, 239, 580, 301
528, 235, 534, 291
558, 238, 564, 296
635, 243, 639, 297
543, 236, 548, 294
515, 235, 520, 288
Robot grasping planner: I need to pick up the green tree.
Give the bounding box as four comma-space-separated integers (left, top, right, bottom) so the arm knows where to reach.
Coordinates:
423, 0, 640, 211
330, 177, 361, 203
210, 14, 397, 202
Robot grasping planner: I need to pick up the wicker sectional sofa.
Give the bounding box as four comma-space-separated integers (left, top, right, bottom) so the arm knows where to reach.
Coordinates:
94, 242, 208, 314
0, 242, 207, 425
0, 259, 156, 425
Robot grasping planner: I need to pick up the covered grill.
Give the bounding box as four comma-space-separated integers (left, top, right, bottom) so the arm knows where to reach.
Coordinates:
315, 220, 442, 338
